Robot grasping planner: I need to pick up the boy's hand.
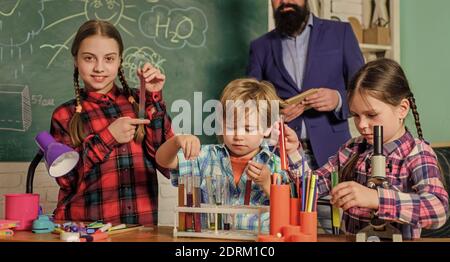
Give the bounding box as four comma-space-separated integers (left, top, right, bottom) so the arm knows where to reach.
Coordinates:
137, 63, 165, 92
108, 117, 150, 143
266, 122, 300, 154
265, 121, 280, 146
330, 181, 380, 211
175, 135, 201, 160
283, 124, 300, 154
247, 161, 271, 190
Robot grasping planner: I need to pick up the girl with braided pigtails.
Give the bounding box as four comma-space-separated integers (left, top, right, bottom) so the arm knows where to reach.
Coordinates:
50, 20, 173, 225
283, 58, 448, 239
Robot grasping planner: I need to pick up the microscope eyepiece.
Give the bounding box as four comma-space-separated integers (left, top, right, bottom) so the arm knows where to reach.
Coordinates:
374, 126, 383, 156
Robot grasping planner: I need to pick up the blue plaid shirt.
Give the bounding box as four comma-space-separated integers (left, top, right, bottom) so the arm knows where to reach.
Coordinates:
170, 142, 290, 232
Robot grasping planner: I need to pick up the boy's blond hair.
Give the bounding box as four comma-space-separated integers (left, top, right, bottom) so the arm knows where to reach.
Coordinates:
220, 78, 284, 116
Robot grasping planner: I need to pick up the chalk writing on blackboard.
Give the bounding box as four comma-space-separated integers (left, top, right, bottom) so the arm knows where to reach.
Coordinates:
41, 0, 138, 68
31, 94, 55, 107
138, 5, 208, 50
0, 84, 32, 132
0, 0, 44, 62
122, 46, 166, 87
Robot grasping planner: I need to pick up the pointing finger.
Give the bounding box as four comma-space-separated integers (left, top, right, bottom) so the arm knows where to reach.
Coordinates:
128, 118, 151, 125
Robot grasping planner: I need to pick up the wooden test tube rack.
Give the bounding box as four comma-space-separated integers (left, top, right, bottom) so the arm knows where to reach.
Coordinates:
173, 204, 270, 241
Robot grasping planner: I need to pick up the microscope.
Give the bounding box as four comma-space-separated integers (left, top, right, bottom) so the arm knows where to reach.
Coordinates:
356, 126, 403, 242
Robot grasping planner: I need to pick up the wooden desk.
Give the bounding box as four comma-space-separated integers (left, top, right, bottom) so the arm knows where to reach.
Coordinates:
0, 227, 199, 242
1, 227, 448, 242
0, 226, 346, 242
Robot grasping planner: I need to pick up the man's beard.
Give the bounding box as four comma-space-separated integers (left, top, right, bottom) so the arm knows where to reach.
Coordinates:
274, 3, 310, 36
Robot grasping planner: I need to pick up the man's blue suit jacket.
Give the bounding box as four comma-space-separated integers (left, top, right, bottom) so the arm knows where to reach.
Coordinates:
247, 16, 364, 167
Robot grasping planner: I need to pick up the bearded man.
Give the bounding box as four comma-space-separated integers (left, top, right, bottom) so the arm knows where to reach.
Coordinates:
247, 0, 364, 233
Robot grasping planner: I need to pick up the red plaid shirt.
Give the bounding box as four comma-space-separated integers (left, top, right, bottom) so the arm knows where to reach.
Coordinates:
50, 85, 173, 225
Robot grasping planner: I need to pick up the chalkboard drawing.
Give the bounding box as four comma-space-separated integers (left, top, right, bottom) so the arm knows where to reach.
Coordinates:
0, 0, 44, 61
138, 5, 207, 50
41, 0, 136, 68
122, 46, 166, 87
0, 84, 32, 132
84, 0, 136, 34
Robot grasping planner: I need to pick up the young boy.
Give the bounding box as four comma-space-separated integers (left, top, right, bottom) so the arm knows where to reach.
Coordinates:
156, 78, 295, 231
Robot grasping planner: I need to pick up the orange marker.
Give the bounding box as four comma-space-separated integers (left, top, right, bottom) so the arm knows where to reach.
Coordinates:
278, 117, 288, 170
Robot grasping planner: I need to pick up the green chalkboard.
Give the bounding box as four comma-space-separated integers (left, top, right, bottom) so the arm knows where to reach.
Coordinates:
0, 0, 268, 161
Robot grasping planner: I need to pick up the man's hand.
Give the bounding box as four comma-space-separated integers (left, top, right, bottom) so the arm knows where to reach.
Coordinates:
303, 88, 340, 112
281, 102, 306, 123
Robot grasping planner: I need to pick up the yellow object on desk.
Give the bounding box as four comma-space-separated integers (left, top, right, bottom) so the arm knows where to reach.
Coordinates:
108, 224, 126, 232
0, 229, 14, 236
107, 224, 144, 236
331, 170, 341, 235
0, 220, 19, 230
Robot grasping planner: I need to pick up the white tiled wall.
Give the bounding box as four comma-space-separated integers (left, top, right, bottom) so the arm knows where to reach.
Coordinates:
0, 163, 59, 220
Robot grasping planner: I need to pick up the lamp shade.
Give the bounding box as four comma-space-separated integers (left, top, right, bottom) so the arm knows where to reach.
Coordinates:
35, 131, 79, 177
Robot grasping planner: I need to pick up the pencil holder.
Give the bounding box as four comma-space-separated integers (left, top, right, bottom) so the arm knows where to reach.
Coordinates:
5, 193, 39, 230
289, 232, 316, 242
257, 234, 285, 242
281, 225, 301, 241
269, 184, 290, 236
290, 198, 300, 225
299, 211, 317, 242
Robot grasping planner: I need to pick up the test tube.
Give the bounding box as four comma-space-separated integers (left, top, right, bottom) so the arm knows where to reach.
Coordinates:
193, 176, 202, 232
215, 173, 223, 230
178, 176, 186, 231
222, 177, 231, 230
185, 175, 194, 231
206, 176, 215, 229
244, 179, 252, 205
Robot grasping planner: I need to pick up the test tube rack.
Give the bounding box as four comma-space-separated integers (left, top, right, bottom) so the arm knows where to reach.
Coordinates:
173, 204, 270, 241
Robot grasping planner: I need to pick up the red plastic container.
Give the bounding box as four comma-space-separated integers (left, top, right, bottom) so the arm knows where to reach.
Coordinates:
270, 184, 290, 235
5, 194, 39, 230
